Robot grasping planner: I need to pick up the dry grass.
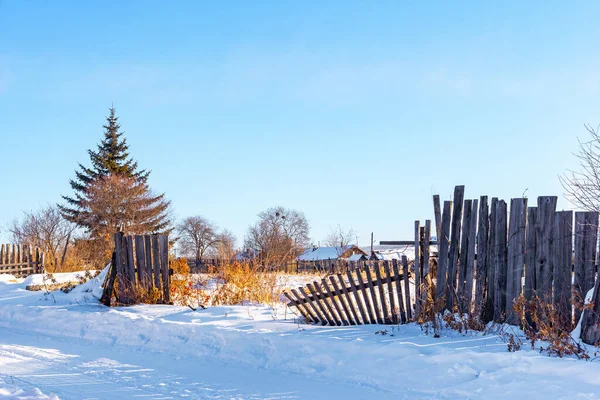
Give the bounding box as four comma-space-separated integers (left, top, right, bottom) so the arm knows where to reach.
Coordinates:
512, 294, 589, 359
170, 261, 280, 308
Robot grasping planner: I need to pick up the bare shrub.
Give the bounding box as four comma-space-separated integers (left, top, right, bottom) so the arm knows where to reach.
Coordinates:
513, 294, 589, 359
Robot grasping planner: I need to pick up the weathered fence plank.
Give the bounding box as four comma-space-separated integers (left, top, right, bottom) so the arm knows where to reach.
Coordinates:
307, 283, 335, 325
374, 261, 391, 323
474, 196, 489, 318
436, 200, 452, 302
506, 198, 527, 324
447, 185, 465, 310
159, 235, 170, 303
402, 255, 412, 321
414, 221, 422, 317
320, 279, 344, 325
433, 194, 442, 243
322, 278, 347, 325
393, 259, 407, 323
574, 211, 599, 323
535, 197, 558, 303
524, 207, 538, 302
365, 266, 384, 324
346, 271, 369, 324
484, 197, 498, 322
330, 276, 355, 325
465, 200, 478, 312
493, 200, 508, 322
355, 270, 377, 324
384, 261, 397, 324
553, 211, 573, 329
135, 235, 147, 288
458, 199, 473, 309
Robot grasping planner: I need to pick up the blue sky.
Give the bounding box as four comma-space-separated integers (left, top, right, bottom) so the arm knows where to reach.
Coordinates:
1, 1, 599, 247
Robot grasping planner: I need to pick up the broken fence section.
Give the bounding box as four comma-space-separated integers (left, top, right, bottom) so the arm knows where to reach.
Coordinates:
285, 259, 411, 325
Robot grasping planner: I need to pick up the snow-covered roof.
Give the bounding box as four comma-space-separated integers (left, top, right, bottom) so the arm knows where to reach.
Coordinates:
296, 245, 357, 261
346, 253, 366, 262
360, 245, 438, 261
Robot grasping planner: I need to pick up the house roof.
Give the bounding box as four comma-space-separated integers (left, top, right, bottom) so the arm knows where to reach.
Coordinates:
296, 245, 366, 261
347, 253, 366, 262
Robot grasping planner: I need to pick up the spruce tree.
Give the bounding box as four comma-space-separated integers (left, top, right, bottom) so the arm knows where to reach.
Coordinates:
60, 108, 171, 236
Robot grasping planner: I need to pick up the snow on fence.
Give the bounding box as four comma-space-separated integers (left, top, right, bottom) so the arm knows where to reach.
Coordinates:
0, 244, 45, 277
102, 232, 171, 305
284, 259, 412, 325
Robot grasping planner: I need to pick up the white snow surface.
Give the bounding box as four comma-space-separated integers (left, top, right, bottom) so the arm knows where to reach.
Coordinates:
0, 270, 599, 399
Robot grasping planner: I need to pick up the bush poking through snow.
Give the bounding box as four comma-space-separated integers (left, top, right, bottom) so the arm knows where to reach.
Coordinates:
513, 294, 590, 359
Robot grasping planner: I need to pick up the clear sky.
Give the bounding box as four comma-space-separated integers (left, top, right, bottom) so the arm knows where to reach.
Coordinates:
1, 1, 599, 247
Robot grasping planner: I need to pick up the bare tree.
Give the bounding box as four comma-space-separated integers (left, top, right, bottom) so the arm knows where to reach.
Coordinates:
324, 225, 356, 256
206, 229, 237, 262
177, 216, 219, 263
9, 204, 75, 271
244, 206, 310, 267
560, 124, 600, 211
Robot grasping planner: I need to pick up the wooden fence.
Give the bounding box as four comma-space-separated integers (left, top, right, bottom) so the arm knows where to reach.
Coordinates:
0, 244, 45, 277
284, 259, 412, 325
103, 233, 171, 305
285, 185, 600, 344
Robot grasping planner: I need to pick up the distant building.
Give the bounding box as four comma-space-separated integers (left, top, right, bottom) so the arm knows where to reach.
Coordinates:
296, 245, 367, 262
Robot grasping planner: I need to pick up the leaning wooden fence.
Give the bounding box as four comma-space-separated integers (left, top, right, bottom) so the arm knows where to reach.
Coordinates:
0, 244, 45, 277
284, 259, 412, 325
102, 233, 171, 305
285, 185, 600, 345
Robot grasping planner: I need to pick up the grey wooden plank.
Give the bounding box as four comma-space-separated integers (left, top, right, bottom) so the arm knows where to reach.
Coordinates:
322, 278, 347, 325
524, 206, 538, 303
436, 201, 452, 303
474, 196, 489, 318
414, 221, 421, 318
458, 199, 472, 309
365, 265, 384, 324
135, 235, 147, 288
433, 194, 442, 244
307, 283, 336, 325
484, 197, 499, 322
447, 185, 465, 310
144, 235, 153, 289
336, 274, 361, 325
402, 255, 412, 321
284, 291, 312, 323
126, 235, 136, 285
465, 199, 478, 312
330, 276, 355, 325
384, 261, 397, 324
581, 268, 600, 344
356, 269, 377, 324
159, 235, 170, 303
392, 259, 406, 323
346, 271, 369, 324
493, 200, 508, 323
297, 287, 325, 325
113, 233, 126, 302
374, 261, 390, 323
573, 211, 599, 324
535, 196, 558, 303
506, 198, 527, 325
152, 235, 161, 291
553, 211, 573, 329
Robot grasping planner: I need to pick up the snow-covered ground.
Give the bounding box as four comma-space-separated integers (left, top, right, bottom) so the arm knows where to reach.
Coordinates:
1, 270, 599, 399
